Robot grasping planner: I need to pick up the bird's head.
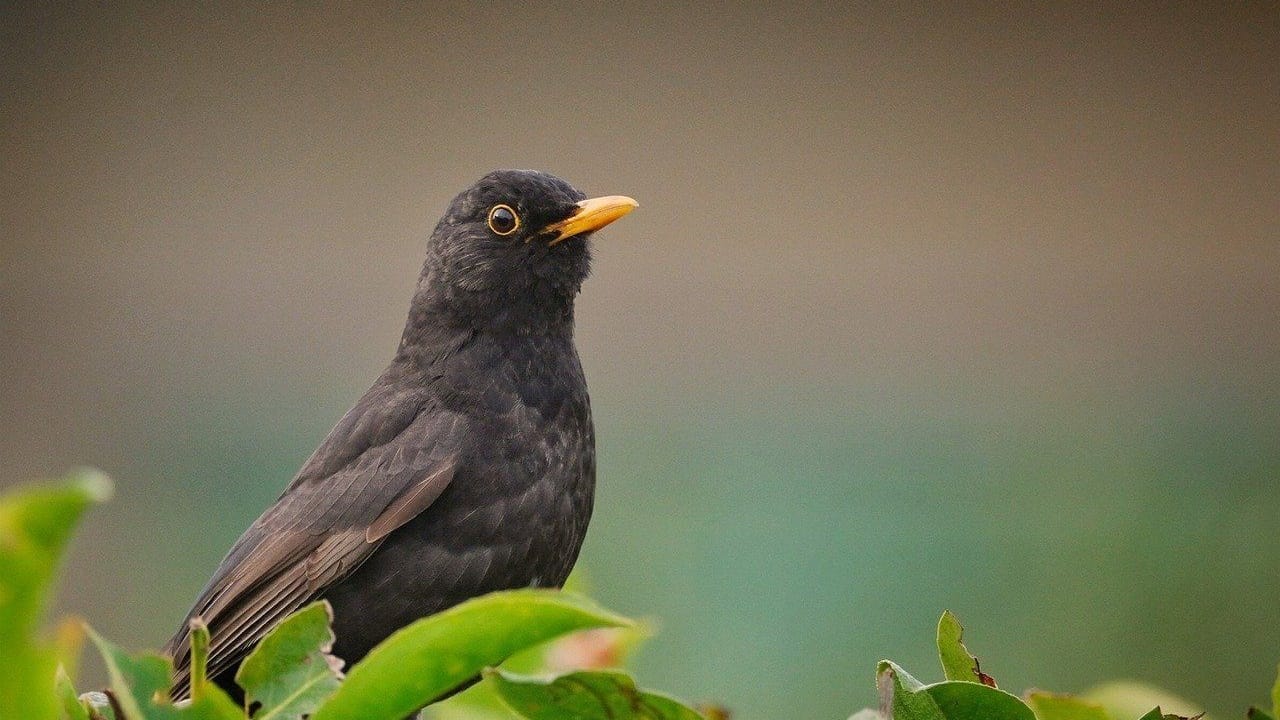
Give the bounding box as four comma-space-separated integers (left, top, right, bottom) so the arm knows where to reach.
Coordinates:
411, 169, 636, 332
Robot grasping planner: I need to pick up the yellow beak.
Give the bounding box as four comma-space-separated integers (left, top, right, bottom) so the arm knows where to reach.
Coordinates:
543, 195, 638, 245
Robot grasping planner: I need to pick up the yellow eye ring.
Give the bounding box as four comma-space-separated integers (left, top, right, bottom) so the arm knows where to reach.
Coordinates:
487, 204, 520, 236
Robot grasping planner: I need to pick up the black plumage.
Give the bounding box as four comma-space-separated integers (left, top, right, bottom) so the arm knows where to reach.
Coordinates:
163, 170, 636, 701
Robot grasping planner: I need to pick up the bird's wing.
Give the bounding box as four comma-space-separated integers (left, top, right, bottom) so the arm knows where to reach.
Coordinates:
165, 379, 468, 698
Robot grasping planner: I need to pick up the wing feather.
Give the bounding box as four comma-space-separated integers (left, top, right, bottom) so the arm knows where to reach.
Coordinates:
365, 459, 457, 543
164, 377, 467, 700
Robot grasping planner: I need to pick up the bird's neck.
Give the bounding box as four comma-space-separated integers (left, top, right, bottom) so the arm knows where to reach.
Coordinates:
394, 284, 576, 367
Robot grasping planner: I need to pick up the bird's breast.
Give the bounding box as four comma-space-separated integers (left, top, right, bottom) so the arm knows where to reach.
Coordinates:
421, 329, 595, 553
323, 336, 596, 662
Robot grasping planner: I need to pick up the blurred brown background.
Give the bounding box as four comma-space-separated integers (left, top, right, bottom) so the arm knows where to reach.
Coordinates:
2, 3, 1278, 719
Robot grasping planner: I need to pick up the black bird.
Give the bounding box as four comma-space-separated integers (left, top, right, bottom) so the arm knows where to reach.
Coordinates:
164, 170, 637, 700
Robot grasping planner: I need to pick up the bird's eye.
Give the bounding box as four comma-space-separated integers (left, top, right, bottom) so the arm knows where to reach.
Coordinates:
487, 204, 520, 236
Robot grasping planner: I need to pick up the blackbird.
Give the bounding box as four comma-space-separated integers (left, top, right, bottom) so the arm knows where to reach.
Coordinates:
163, 169, 637, 701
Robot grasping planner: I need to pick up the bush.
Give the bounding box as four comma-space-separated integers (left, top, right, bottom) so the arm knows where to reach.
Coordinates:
1, 472, 1275, 720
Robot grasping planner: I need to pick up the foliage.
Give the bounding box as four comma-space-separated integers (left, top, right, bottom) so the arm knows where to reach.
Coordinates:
2, 472, 1278, 720
0, 469, 111, 720
484, 668, 706, 720
233, 603, 340, 720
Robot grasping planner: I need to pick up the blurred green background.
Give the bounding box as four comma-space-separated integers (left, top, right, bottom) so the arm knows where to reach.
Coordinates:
2, 4, 1278, 719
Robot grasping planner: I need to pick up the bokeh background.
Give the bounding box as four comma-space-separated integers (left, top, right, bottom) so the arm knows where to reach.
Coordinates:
3, 3, 1278, 718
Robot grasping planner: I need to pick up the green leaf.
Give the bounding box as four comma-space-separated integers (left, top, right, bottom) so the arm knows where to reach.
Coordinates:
879, 661, 940, 720
0, 470, 112, 720
1272, 662, 1280, 720
486, 668, 704, 720
87, 628, 242, 720
925, 682, 1036, 720
1025, 692, 1113, 720
235, 601, 342, 720
57, 666, 90, 720
311, 589, 631, 720
183, 691, 245, 720
1248, 708, 1277, 720
877, 660, 1033, 720
188, 620, 211, 702
430, 621, 655, 720
1083, 682, 1207, 720
88, 626, 180, 720
937, 611, 983, 684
